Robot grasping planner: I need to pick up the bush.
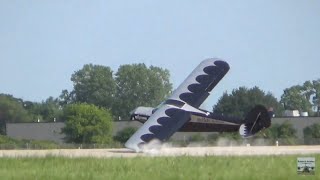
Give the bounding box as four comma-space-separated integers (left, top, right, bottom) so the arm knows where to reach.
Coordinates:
0, 135, 59, 149
267, 122, 296, 139
62, 103, 113, 144
188, 133, 205, 142
28, 140, 59, 149
219, 132, 241, 140
304, 123, 320, 138
207, 133, 219, 144
114, 127, 137, 143
262, 121, 297, 145
303, 123, 320, 145
0, 135, 21, 149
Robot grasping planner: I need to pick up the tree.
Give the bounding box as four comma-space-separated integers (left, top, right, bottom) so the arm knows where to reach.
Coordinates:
114, 127, 137, 143
311, 80, 320, 116
213, 86, 283, 118
280, 79, 320, 116
25, 97, 63, 122
281, 85, 312, 113
67, 64, 116, 109
304, 123, 320, 139
40, 97, 63, 121
58, 89, 75, 107
304, 79, 320, 116
62, 103, 113, 144
61, 63, 172, 120
0, 94, 33, 134
114, 63, 172, 119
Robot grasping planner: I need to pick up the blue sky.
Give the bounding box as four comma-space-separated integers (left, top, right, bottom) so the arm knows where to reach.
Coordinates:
1, 1, 320, 109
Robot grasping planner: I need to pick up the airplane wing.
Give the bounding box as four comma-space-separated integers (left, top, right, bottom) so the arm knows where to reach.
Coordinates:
169, 58, 230, 108
125, 58, 229, 151
125, 104, 190, 152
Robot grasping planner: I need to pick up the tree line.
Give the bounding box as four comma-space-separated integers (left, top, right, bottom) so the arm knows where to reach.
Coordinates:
1, 62, 319, 144
281, 80, 320, 116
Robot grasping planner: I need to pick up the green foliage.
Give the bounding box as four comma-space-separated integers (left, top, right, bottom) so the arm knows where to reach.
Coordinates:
28, 140, 59, 149
1, 155, 319, 179
67, 64, 116, 109
281, 79, 320, 115
213, 86, 283, 118
0, 135, 59, 149
188, 133, 206, 142
62, 103, 113, 144
265, 122, 296, 139
312, 80, 320, 116
281, 85, 312, 113
60, 63, 172, 120
304, 80, 320, 115
0, 94, 62, 136
304, 123, 320, 138
303, 123, 320, 145
0, 94, 33, 134
206, 133, 219, 143
24, 97, 62, 122
0, 135, 21, 149
219, 132, 241, 140
114, 64, 172, 119
58, 89, 75, 107
114, 127, 137, 143
263, 122, 297, 145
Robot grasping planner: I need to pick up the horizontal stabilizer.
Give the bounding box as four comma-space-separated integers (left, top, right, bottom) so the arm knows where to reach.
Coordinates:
239, 105, 271, 138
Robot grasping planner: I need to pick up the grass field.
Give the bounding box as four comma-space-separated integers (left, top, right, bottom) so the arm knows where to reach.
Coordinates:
0, 155, 319, 180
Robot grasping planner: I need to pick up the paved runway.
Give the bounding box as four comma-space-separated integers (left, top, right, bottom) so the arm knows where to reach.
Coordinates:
0, 146, 320, 158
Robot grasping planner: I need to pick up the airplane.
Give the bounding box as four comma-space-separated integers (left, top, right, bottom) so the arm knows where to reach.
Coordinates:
125, 58, 272, 152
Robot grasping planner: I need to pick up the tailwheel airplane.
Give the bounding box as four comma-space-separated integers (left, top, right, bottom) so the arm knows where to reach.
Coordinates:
125, 58, 272, 152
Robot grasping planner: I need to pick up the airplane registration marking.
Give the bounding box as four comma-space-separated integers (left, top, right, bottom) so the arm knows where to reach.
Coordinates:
190, 115, 239, 125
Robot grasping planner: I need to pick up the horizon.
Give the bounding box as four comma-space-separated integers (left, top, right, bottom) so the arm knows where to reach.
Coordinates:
1, 1, 320, 109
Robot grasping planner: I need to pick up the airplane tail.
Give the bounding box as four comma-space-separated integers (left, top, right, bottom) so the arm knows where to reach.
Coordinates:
239, 105, 271, 138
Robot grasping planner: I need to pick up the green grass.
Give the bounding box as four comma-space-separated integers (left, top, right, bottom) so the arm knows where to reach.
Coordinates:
0, 155, 319, 180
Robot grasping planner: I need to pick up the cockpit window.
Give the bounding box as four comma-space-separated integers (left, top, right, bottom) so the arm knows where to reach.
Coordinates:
164, 99, 185, 108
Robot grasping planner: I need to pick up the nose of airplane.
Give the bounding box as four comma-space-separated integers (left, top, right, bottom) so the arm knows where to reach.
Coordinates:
129, 108, 138, 116
129, 107, 139, 120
